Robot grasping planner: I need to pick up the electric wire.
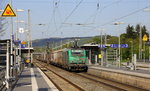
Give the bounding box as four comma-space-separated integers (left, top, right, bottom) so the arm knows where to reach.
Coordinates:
48, 0, 84, 37
99, 5, 150, 27
76, 4, 150, 37
84, 0, 122, 24
46, 0, 59, 37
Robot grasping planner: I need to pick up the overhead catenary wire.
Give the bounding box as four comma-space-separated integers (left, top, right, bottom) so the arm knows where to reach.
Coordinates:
49, 0, 122, 38
46, 0, 60, 37
76, 4, 150, 37
0, 0, 9, 9
48, 0, 84, 37
84, 0, 122, 24
99, 5, 150, 27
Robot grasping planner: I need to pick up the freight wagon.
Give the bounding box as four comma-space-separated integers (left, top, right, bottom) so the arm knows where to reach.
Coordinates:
49, 48, 88, 72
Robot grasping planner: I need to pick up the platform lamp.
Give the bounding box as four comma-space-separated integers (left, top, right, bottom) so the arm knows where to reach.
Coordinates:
97, 28, 105, 66
113, 22, 124, 68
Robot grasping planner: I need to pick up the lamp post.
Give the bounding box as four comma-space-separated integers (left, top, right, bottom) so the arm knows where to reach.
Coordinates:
97, 28, 105, 66
11, 8, 24, 73
14, 8, 24, 73
113, 22, 124, 68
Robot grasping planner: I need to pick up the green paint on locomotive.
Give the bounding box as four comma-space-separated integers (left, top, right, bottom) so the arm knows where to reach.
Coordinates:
67, 49, 86, 64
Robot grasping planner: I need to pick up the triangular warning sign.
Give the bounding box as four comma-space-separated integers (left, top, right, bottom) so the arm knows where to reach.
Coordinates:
1, 4, 16, 17
143, 34, 148, 41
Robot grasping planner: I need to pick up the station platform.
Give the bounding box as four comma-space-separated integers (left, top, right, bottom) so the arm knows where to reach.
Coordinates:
89, 65, 150, 78
13, 67, 58, 91
88, 65, 150, 90
89, 64, 150, 76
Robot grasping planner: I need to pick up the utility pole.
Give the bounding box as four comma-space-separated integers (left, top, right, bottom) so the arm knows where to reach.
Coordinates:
104, 33, 108, 66
10, 0, 14, 78
6, 40, 10, 89
139, 24, 142, 60
28, 9, 32, 65
100, 31, 103, 66
61, 32, 63, 49
130, 40, 133, 63
113, 22, 124, 68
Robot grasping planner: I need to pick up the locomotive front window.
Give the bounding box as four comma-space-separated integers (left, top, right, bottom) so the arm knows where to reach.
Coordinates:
71, 50, 84, 56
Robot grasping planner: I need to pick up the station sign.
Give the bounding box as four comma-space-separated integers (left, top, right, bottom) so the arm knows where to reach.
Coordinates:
13, 40, 21, 46
146, 41, 150, 45
98, 44, 128, 48
98, 45, 106, 48
21, 44, 25, 48
110, 44, 128, 48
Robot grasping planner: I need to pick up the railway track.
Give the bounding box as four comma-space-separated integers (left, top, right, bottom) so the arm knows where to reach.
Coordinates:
34, 60, 147, 91
34, 61, 84, 91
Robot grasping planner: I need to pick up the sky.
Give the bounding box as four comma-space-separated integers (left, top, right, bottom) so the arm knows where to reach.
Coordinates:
1, 0, 150, 40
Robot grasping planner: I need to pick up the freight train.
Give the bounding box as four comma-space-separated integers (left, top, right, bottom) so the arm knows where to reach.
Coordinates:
36, 48, 88, 72
50, 48, 88, 71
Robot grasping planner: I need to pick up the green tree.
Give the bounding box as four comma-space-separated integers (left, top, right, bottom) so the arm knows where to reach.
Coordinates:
91, 36, 100, 44
135, 24, 140, 37
126, 25, 136, 39
142, 25, 149, 38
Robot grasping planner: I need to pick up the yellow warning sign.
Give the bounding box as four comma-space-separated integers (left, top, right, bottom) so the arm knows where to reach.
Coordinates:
143, 34, 148, 41
1, 4, 16, 17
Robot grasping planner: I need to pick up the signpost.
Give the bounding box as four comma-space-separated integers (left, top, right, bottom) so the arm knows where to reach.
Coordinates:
1, 4, 16, 89
1, 4, 16, 17
98, 45, 106, 48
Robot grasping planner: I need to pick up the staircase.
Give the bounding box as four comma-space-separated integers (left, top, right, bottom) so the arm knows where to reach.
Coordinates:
106, 49, 118, 65
0, 39, 10, 65
0, 39, 10, 89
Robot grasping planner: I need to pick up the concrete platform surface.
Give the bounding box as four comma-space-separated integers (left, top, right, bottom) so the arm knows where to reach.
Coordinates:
89, 65, 150, 78
89, 65, 150, 90
13, 67, 58, 91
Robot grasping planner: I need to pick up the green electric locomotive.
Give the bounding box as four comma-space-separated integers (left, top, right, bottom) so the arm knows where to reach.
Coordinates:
50, 48, 88, 72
